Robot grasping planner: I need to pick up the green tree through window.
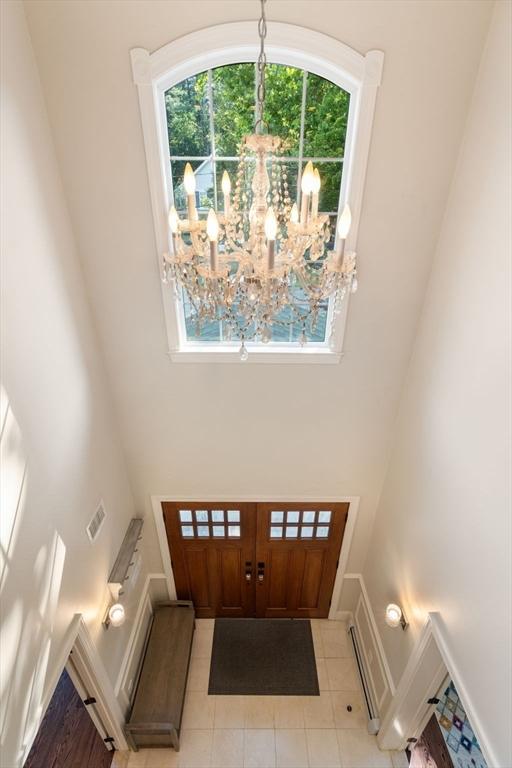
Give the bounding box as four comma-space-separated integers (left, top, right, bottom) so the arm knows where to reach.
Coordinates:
164, 63, 350, 344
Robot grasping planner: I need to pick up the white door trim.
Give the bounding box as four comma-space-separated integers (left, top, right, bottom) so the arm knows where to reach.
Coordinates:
377, 612, 496, 768
22, 614, 128, 764
151, 494, 359, 615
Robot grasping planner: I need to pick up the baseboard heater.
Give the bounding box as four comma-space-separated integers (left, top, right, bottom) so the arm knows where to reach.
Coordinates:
348, 623, 380, 735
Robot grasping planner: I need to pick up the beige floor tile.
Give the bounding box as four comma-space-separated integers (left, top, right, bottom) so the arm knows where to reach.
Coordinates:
312, 635, 325, 659
178, 729, 213, 768
275, 729, 308, 768
321, 631, 351, 659
274, 696, 304, 728
187, 657, 211, 692
337, 729, 392, 768
316, 657, 329, 690
244, 729, 276, 768
243, 696, 274, 728
326, 658, 359, 691
319, 621, 347, 633
302, 691, 335, 728
214, 695, 246, 728
211, 729, 244, 768
196, 619, 215, 630
128, 750, 150, 767
306, 729, 341, 768
331, 691, 367, 729
145, 748, 179, 767
182, 691, 216, 729
192, 630, 214, 659
112, 751, 130, 768
310, 619, 333, 630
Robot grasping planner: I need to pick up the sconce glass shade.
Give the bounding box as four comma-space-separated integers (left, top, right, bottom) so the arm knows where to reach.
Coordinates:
385, 603, 403, 628
108, 603, 126, 628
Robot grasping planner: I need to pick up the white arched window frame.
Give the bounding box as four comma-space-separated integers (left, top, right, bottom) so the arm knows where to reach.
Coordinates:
131, 23, 383, 364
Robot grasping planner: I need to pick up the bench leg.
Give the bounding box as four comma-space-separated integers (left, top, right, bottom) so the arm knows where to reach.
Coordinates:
170, 727, 180, 752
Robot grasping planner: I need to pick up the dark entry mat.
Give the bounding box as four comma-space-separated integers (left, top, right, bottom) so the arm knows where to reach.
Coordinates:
208, 618, 319, 695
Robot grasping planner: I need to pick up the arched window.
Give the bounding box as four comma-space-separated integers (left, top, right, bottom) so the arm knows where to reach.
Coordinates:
132, 23, 383, 362
167, 63, 349, 344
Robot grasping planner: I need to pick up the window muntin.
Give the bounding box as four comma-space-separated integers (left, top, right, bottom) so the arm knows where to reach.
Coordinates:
164, 63, 350, 347
179, 508, 242, 539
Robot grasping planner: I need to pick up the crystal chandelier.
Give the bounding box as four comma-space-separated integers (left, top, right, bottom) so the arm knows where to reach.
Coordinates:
162, 0, 357, 360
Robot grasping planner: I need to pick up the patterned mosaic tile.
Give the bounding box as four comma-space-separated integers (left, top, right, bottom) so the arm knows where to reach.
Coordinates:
434, 681, 488, 768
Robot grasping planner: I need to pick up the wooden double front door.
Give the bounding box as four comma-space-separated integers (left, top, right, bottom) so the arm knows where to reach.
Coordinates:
162, 502, 348, 618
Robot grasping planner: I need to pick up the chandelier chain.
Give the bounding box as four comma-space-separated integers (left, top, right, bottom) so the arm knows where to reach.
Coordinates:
256, 0, 267, 134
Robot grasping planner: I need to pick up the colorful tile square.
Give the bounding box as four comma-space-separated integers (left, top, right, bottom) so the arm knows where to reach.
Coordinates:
453, 715, 464, 731
447, 733, 460, 752
460, 734, 472, 752
440, 714, 453, 731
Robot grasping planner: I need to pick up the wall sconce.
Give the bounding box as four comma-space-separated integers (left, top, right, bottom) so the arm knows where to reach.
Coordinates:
103, 602, 126, 629
385, 603, 408, 630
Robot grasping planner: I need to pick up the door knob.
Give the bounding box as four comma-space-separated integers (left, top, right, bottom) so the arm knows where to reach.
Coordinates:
257, 562, 265, 583
246, 573, 252, 582
245, 561, 252, 582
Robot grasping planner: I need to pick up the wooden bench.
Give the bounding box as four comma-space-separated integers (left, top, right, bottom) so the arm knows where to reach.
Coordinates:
124, 600, 195, 751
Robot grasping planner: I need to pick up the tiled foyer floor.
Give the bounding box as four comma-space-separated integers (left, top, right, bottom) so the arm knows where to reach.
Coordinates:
115, 619, 394, 768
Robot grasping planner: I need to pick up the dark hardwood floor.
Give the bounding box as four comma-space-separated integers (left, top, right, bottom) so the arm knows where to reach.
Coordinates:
24, 668, 113, 768
410, 713, 454, 768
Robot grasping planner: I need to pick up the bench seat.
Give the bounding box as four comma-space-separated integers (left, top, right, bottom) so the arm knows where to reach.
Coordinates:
124, 600, 195, 751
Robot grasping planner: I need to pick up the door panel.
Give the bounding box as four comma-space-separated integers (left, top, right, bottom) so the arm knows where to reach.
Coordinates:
255, 503, 348, 618
162, 502, 256, 618
163, 501, 348, 619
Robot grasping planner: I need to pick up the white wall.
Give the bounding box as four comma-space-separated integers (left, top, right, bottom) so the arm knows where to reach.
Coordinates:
23, 0, 492, 580
363, 2, 511, 765
0, 3, 152, 765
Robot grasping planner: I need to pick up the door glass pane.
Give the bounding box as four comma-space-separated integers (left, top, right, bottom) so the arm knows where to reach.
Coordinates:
197, 525, 210, 537
228, 525, 241, 538
318, 510, 332, 523
211, 510, 224, 522
285, 526, 298, 538
212, 525, 225, 537
179, 510, 193, 522
270, 527, 283, 538
287, 511, 300, 523
302, 511, 315, 523
195, 510, 209, 522
301, 526, 314, 538
181, 525, 194, 537
271, 511, 284, 523
227, 510, 240, 522
316, 526, 329, 538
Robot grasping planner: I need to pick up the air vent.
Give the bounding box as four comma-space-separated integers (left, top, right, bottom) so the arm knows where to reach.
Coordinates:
87, 500, 106, 542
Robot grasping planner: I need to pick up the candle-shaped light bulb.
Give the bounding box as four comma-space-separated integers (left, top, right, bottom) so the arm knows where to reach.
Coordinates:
311, 168, 321, 218
184, 162, 196, 195
337, 203, 352, 239
206, 208, 219, 241
290, 203, 299, 224
221, 170, 231, 215
206, 208, 219, 272
300, 161, 315, 225
168, 205, 179, 234
336, 203, 352, 268
184, 162, 197, 222
265, 207, 277, 271
264, 207, 278, 240
221, 170, 231, 196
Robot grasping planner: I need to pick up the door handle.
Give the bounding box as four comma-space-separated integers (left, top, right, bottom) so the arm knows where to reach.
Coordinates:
257, 562, 265, 583
245, 561, 252, 583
